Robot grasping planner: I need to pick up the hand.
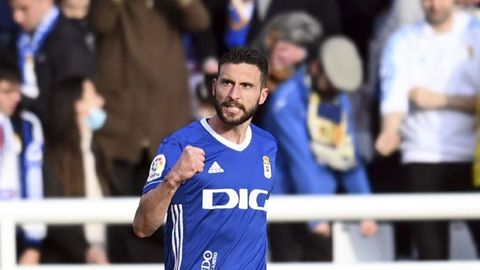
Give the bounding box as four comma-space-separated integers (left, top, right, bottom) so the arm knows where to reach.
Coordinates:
311, 222, 331, 237
409, 86, 446, 110
360, 219, 378, 237
171, 145, 205, 184
86, 246, 109, 264
18, 248, 40, 265
375, 131, 400, 157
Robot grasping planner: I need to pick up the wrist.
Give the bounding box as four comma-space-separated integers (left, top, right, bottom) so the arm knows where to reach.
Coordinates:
164, 170, 182, 193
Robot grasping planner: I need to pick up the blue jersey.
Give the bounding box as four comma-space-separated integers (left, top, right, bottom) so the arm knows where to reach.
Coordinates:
143, 118, 277, 270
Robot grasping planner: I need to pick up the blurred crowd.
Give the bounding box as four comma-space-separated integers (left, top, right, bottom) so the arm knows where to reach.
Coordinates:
1, 0, 480, 264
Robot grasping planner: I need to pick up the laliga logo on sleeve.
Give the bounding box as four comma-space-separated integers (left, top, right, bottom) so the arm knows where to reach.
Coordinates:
147, 154, 166, 182
263, 156, 272, 179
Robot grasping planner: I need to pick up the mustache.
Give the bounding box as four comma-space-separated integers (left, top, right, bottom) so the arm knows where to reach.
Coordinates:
221, 100, 245, 111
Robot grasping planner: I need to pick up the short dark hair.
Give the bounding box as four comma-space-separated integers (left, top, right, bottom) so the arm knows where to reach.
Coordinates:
0, 53, 21, 83
218, 48, 269, 88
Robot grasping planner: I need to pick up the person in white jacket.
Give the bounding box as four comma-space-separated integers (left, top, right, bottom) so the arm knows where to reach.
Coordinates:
375, 0, 480, 260
0, 55, 45, 264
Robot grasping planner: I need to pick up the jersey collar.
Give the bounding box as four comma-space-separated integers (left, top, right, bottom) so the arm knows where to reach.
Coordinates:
200, 118, 252, 151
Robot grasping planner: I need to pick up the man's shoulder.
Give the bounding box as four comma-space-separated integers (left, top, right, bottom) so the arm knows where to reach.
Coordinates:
250, 124, 277, 146
165, 120, 205, 144
389, 21, 425, 43
50, 15, 84, 36
44, 16, 93, 49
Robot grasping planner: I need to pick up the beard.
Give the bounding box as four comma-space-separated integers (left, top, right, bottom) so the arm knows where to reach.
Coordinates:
213, 97, 258, 126
426, 9, 452, 26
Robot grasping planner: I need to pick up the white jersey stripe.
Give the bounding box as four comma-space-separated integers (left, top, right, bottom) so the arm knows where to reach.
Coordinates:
171, 204, 183, 270
178, 204, 184, 269
174, 205, 180, 270
170, 207, 177, 270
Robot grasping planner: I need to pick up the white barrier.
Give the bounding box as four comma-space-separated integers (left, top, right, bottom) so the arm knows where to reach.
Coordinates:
10, 261, 480, 270
1, 193, 480, 269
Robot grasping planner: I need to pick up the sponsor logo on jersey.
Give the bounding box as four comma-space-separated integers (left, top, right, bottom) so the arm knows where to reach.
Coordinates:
146, 154, 166, 182
201, 250, 218, 270
263, 156, 272, 179
202, 189, 269, 211
207, 161, 224, 174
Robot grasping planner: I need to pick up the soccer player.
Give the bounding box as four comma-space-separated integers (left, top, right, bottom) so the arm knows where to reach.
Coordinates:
133, 48, 276, 269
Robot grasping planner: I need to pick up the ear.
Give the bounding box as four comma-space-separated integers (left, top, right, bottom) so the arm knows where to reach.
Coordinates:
258, 87, 269, 105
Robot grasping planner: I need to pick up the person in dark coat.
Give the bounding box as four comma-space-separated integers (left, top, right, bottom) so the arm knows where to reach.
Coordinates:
9, 0, 95, 127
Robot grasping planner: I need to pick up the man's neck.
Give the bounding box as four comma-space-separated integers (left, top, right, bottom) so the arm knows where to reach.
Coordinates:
207, 116, 250, 145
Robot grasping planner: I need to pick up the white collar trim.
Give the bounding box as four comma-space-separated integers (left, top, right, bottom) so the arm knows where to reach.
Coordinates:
200, 118, 252, 151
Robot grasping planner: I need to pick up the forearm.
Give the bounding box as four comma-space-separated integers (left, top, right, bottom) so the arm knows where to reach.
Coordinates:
132, 171, 181, 238
375, 112, 405, 156
380, 112, 405, 134
443, 95, 476, 113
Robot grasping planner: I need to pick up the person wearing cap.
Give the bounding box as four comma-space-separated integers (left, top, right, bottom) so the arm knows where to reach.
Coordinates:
250, 11, 322, 128
260, 35, 378, 261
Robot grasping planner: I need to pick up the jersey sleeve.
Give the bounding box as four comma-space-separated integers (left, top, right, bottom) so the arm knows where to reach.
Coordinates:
379, 28, 411, 114
142, 136, 184, 194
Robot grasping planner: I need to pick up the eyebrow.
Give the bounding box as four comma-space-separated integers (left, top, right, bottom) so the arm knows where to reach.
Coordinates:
240, 81, 254, 87
220, 77, 255, 87
220, 78, 234, 84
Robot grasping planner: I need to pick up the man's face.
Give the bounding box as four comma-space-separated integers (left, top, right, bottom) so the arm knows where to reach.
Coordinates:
10, 0, 51, 32
422, 0, 455, 26
0, 80, 22, 116
212, 63, 268, 126
270, 40, 306, 71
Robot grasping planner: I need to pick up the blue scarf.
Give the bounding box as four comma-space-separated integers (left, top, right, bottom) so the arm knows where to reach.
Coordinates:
17, 6, 60, 99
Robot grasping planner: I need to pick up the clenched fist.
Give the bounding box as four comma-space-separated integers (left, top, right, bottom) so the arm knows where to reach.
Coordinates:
171, 145, 205, 183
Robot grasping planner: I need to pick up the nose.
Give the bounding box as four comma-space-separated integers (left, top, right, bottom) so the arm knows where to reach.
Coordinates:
227, 83, 240, 100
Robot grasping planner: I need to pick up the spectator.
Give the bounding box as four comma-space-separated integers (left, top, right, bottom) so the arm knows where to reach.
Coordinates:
41, 77, 110, 264
87, 0, 210, 262
250, 11, 322, 125
0, 54, 45, 265
9, 0, 95, 126
376, 0, 480, 260
261, 35, 377, 261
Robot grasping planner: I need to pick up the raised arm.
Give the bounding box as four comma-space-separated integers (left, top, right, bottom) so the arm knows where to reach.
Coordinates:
133, 146, 205, 238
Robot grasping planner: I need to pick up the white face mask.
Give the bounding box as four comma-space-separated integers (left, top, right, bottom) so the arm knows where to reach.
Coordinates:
85, 107, 107, 131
